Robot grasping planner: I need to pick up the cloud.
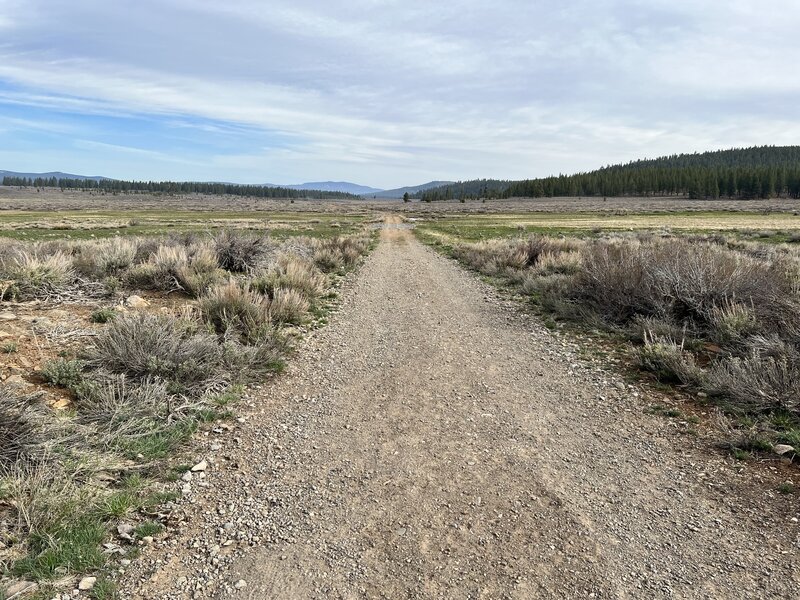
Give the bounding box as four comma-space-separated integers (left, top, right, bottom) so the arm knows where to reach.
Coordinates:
0, 0, 797, 186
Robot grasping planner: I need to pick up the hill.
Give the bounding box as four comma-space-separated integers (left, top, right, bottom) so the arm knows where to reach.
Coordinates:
0, 170, 108, 181
414, 146, 800, 201
266, 181, 384, 195
372, 181, 455, 199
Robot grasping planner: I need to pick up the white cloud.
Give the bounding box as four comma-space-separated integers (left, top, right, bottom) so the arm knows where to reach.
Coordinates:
0, 0, 798, 185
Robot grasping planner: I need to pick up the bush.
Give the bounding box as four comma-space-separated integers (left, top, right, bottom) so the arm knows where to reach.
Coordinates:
41, 358, 85, 389
312, 236, 368, 272
90, 307, 117, 323
251, 255, 326, 299
83, 313, 231, 396
1, 250, 75, 300
270, 288, 310, 324
214, 230, 267, 273
0, 389, 44, 468
199, 280, 272, 344
74, 238, 138, 278
636, 334, 703, 385
706, 342, 800, 416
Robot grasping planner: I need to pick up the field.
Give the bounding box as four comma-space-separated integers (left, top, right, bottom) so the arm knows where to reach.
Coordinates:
1, 191, 799, 598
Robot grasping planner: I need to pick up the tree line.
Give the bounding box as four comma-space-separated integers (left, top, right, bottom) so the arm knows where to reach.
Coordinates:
1, 176, 358, 200
415, 146, 800, 201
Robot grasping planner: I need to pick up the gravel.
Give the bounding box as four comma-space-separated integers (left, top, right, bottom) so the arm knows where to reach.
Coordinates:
119, 221, 800, 599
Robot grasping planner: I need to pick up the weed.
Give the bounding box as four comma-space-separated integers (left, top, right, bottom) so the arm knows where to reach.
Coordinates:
91, 307, 118, 323
2, 341, 18, 353
41, 358, 85, 389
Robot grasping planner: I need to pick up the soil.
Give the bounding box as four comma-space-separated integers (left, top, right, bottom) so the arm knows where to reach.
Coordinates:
118, 219, 799, 599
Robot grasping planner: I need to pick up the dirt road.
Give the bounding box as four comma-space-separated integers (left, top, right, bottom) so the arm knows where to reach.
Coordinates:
122, 222, 799, 599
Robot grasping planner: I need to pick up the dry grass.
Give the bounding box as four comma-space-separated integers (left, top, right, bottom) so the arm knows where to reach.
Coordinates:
199, 279, 273, 343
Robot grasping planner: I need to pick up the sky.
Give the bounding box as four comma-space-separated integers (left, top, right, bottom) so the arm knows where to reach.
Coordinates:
0, 0, 798, 188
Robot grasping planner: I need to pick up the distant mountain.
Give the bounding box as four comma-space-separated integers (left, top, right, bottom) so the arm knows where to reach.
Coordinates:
373, 181, 455, 198
263, 181, 384, 195
0, 170, 109, 181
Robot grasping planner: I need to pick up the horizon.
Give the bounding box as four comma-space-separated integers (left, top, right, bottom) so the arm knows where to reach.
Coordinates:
1, 1, 798, 188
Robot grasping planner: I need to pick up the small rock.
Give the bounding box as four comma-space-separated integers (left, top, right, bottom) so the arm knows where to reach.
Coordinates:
774, 444, 795, 456
0, 311, 17, 321
191, 460, 208, 472
78, 577, 97, 591
125, 295, 150, 309
181, 471, 193, 482
142, 536, 154, 545
117, 522, 135, 541
234, 579, 248, 589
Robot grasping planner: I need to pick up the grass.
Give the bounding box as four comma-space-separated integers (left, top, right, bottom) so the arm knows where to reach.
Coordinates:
0, 224, 373, 594
90, 307, 118, 323
0, 209, 367, 241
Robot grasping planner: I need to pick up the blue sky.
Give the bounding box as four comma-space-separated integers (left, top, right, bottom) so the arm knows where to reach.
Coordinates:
0, 0, 798, 188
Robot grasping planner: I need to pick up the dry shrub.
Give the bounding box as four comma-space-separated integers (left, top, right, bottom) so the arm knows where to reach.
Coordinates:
251, 255, 326, 299
270, 287, 310, 324
0, 388, 46, 468
84, 313, 231, 396
214, 230, 267, 273
73, 238, 138, 278
312, 236, 368, 272
0, 250, 75, 300
706, 347, 800, 416
199, 279, 272, 343
73, 374, 174, 439
575, 238, 793, 329
313, 248, 344, 272
636, 334, 703, 385
126, 242, 222, 295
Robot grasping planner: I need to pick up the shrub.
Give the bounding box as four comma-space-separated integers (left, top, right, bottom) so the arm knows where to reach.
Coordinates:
1, 250, 75, 300
41, 358, 85, 389
74, 374, 174, 439
74, 238, 138, 278
83, 313, 231, 396
214, 230, 267, 273
312, 236, 368, 272
313, 248, 344, 272
0, 389, 44, 468
706, 345, 800, 416
251, 256, 326, 299
636, 334, 703, 385
199, 280, 272, 344
270, 288, 310, 324
90, 307, 117, 323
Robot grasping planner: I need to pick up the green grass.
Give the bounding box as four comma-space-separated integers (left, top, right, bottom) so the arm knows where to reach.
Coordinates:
90, 307, 118, 323
0, 210, 367, 241
13, 518, 108, 580
133, 520, 164, 539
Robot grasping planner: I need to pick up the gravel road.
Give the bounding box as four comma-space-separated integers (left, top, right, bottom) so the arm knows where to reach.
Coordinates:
121, 221, 799, 599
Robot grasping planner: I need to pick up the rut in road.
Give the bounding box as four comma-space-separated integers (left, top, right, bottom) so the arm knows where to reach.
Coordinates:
124, 222, 799, 599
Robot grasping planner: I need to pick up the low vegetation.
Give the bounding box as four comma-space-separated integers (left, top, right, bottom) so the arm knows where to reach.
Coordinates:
439, 230, 800, 456
0, 229, 372, 596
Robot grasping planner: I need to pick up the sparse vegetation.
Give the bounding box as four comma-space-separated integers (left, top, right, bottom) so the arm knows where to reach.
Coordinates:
0, 221, 371, 594
431, 227, 800, 455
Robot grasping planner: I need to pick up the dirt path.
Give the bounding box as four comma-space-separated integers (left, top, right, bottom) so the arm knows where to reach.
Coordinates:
122, 221, 799, 599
